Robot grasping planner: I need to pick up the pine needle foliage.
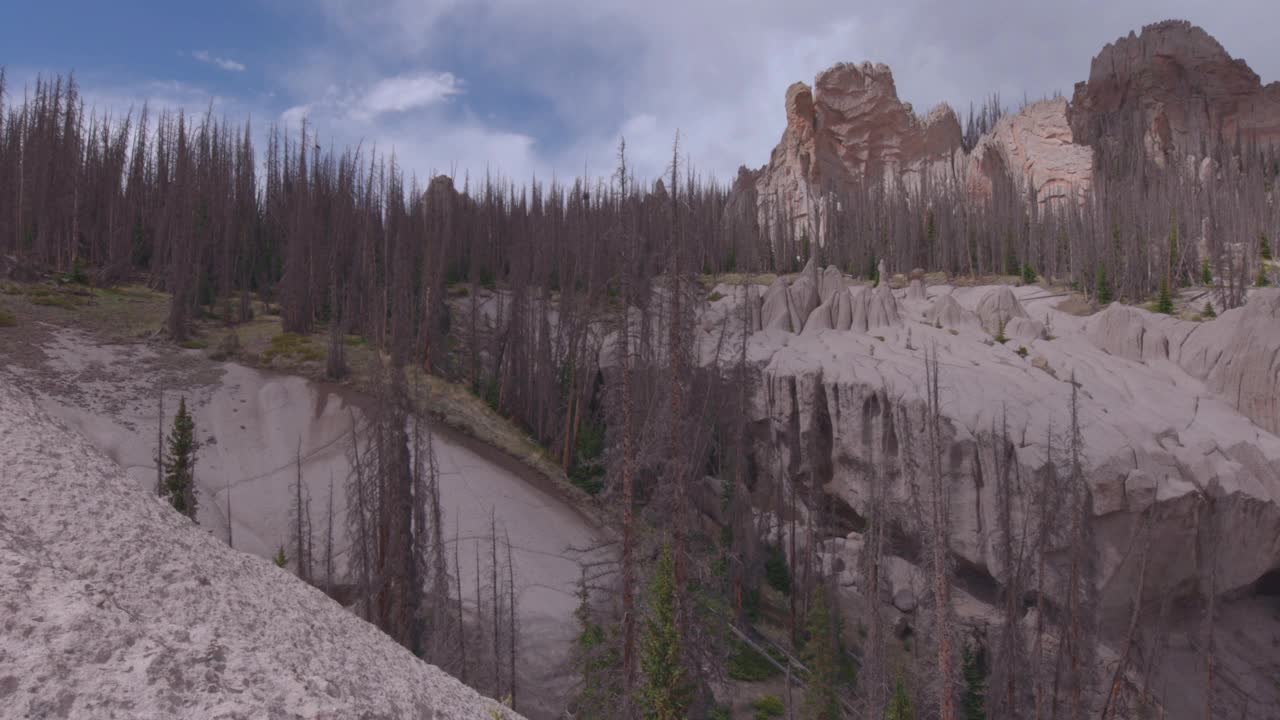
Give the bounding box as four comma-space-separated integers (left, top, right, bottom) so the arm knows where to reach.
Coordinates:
162, 396, 198, 519
638, 544, 691, 720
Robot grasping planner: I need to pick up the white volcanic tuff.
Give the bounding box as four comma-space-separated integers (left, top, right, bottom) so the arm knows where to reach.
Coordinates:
5, 328, 606, 720
700, 276, 1280, 622
1088, 290, 1280, 436
0, 383, 521, 720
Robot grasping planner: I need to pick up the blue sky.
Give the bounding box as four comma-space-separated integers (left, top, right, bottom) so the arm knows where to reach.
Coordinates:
4, 1, 1278, 184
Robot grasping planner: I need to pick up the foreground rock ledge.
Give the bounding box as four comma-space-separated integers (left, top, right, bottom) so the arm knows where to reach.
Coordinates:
0, 383, 518, 720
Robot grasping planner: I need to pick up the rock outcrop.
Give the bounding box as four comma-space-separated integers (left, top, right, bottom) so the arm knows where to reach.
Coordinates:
0, 383, 518, 719
696, 273, 1280, 707
754, 63, 964, 244
967, 97, 1094, 203
1070, 20, 1280, 163
738, 20, 1276, 248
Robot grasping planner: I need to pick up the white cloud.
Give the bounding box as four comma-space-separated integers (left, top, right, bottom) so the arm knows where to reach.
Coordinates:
310, 0, 1280, 186
193, 50, 247, 73
352, 72, 460, 120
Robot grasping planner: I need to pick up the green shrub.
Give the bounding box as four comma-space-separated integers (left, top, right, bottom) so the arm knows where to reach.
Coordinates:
751, 694, 785, 720
1015, 345, 1028, 358
1021, 263, 1037, 285
1202, 302, 1216, 319
727, 641, 781, 682
178, 339, 209, 350
993, 319, 1008, 344
764, 544, 791, 595
706, 290, 725, 302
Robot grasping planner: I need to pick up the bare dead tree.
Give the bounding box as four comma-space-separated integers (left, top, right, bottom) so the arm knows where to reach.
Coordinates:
292, 437, 312, 584
925, 344, 957, 720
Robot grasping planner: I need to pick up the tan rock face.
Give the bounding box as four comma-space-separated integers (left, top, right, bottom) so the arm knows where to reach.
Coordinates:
754, 63, 964, 245
1070, 20, 1280, 161
967, 98, 1094, 203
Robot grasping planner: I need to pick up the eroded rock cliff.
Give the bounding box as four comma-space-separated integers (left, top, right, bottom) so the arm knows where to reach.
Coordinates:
696, 273, 1280, 717
1071, 20, 1280, 163
0, 383, 520, 720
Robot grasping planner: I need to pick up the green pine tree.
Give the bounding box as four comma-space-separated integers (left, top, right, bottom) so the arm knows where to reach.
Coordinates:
638, 544, 691, 720
1021, 263, 1037, 285
1201, 258, 1213, 286
573, 574, 620, 717
273, 546, 288, 567
1095, 263, 1113, 305
1202, 302, 1216, 319
1262, 231, 1273, 261
162, 396, 198, 519
1259, 267, 1272, 287
1155, 276, 1174, 315
960, 646, 986, 720
802, 586, 841, 720
884, 669, 914, 720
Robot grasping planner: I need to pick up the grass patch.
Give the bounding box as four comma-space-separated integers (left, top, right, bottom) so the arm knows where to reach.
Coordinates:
706, 290, 725, 302
178, 338, 209, 350
751, 694, 785, 720
29, 292, 81, 310
261, 331, 324, 364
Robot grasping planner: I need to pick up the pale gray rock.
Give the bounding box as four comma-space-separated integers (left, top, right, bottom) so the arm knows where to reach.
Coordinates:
975, 285, 1029, 335
1006, 316, 1047, 342
819, 265, 845, 305
925, 292, 979, 329
0, 384, 519, 720
761, 276, 794, 332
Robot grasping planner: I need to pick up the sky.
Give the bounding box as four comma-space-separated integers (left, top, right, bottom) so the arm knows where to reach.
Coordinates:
3, 0, 1279, 186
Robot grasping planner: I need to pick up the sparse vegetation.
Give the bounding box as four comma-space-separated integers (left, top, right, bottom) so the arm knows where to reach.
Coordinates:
751, 694, 785, 720
261, 332, 324, 364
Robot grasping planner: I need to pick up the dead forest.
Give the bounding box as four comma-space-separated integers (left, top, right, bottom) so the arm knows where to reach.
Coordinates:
2, 68, 1278, 719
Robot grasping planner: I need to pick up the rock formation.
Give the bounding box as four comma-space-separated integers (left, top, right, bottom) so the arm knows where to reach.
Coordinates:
0, 383, 519, 720
739, 20, 1277, 249
695, 271, 1280, 717
967, 97, 1094, 203
754, 63, 964, 244
1070, 20, 1280, 163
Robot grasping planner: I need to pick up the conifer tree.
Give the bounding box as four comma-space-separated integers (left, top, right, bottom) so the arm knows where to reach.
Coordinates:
1156, 277, 1174, 315
960, 645, 986, 720
1201, 258, 1213, 286
573, 572, 620, 718
638, 544, 690, 720
1262, 232, 1272, 262
162, 396, 198, 519
802, 585, 842, 720
1202, 302, 1216, 319
885, 670, 915, 720
1095, 263, 1113, 305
